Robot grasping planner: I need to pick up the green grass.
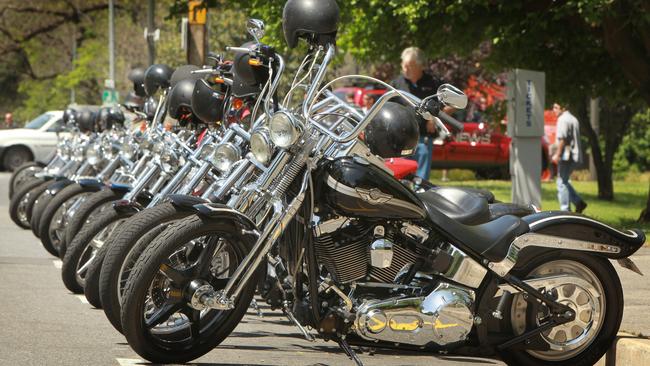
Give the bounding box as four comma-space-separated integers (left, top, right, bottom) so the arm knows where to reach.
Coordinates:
430, 171, 650, 235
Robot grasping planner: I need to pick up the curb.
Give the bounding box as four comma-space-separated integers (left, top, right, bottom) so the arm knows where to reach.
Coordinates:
596, 332, 650, 366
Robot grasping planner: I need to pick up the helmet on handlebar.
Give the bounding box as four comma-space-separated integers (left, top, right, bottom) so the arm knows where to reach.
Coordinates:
364, 101, 420, 158
168, 78, 197, 122
144, 64, 174, 96
282, 0, 339, 49
98, 106, 125, 130
128, 67, 146, 97
76, 108, 98, 133
192, 79, 225, 123
170, 65, 202, 87
232, 43, 268, 97
63, 108, 77, 126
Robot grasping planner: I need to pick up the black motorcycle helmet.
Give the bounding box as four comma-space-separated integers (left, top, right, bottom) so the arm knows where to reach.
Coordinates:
282, 0, 340, 49
192, 79, 225, 123
98, 106, 125, 130
231, 43, 269, 97
63, 108, 77, 126
128, 67, 146, 97
170, 65, 201, 87
364, 101, 420, 158
143, 97, 158, 120
76, 108, 98, 133
167, 78, 196, 120
144, 64, 174, 96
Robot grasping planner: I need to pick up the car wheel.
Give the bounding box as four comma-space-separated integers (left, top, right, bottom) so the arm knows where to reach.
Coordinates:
3, 146, 33, 172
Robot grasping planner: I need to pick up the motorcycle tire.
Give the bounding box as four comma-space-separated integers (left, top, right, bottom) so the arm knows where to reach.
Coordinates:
500, 250, 623, 366
9, 179, 49, 229
30, 182, 63, 238
61, 208, 128, 294
121, 214, 259, 364
83, 244, 108, 308
9, 161, 44, 199
100, 202, 193, 333
61, 189, 123, 259
37, 184, 97, 257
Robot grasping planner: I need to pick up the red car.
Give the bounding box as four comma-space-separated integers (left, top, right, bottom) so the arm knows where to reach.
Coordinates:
334, 85, 554, 179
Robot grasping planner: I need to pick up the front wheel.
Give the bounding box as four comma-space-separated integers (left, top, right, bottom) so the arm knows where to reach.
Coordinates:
501, 251, 623, 366
9, 162, 43, 199
121, 215, 257, 364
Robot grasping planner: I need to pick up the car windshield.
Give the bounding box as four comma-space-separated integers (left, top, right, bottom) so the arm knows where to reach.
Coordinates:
25, 113, 54, 129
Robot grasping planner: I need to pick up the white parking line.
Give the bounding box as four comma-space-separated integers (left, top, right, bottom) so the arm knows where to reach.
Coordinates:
76, 295, 89, 304
52, 260, 62, 269
116, 358, 145, 366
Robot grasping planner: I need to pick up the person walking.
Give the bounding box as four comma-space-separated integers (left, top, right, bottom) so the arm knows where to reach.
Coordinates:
391, 47, 445, 181
4, 112, 13, 129
552, 102, 587, 213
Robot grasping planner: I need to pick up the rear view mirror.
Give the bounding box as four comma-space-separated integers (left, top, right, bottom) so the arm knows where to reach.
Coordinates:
247, 19, 265, 43
437, 84, 468, 109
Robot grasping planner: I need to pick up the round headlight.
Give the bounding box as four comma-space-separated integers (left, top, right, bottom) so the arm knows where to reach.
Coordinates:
212, 143, 241, 173
269, 112, 302, 148
122, 143, 135, 160
250, 128, 273, 165
87, 144, 100, 165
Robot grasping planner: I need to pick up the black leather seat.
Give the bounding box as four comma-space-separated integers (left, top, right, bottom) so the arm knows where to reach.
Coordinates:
417, 187, 491, 225
422, 197, 530, 262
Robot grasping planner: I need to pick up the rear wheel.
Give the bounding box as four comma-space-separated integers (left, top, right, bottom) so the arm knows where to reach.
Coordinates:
100, 202, 193, 333
121, 214, 257, 364
501, 251, 622, 366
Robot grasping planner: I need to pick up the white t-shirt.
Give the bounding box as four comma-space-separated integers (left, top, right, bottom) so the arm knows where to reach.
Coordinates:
556, 110, 581, 163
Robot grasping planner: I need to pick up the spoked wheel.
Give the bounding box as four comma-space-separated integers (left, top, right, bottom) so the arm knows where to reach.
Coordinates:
9, 180, 49, 229
9, 162, 43, 199
45, 195, 89, 255
121, 215, 258, 364
502, 251, 623, 366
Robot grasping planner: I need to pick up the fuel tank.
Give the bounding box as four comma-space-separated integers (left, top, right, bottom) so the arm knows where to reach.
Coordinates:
318, 156, 426, 220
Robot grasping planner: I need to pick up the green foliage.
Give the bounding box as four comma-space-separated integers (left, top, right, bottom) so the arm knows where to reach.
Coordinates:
614, 109, 650, 176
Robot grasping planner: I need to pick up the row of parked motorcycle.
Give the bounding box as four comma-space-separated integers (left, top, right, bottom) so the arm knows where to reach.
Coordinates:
7, 1, 646, 365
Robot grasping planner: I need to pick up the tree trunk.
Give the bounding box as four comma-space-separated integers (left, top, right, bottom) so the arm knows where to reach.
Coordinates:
640, 182, 650, 222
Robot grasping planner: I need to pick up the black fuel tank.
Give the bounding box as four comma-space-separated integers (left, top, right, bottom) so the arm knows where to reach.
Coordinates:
319, 157, 426, 220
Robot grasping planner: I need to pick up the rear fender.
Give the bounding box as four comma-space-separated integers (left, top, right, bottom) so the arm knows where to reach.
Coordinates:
523, 211, 645, 259
193, 202, 258, 235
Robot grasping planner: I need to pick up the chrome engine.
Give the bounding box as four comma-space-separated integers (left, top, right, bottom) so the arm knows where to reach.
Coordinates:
354, 282, 475, 346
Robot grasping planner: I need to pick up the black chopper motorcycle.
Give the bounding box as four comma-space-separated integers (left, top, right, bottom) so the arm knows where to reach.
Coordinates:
118, 2, 645, 365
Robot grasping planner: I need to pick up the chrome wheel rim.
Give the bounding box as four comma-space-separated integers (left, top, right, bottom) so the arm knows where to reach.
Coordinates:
75, 220, 123, 285
511, 259, 605, 361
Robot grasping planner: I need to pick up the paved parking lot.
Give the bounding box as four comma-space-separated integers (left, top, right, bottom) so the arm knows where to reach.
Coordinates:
0, 172, 648, 366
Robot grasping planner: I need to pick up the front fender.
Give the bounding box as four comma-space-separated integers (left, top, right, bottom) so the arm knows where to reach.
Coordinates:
523, 211, 646, 259
167, 194, 210, 210
45, 179, 74, 196
193, 203, 258, 234
77, 178, 104, 191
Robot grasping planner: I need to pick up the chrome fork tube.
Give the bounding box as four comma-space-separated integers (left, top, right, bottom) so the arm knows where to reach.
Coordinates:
96, 156, 121, 181
213, 159, 253, 201
225, 169, 311, 301
122, 163, 159, 202
148, 172, 168, 196
177, 161, 213, 196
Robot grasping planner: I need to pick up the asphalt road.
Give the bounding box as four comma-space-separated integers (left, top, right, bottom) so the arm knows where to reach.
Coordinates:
0, 172, 648, 366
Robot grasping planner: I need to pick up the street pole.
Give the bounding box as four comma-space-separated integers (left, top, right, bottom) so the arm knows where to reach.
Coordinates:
108, 0, 115, 85
147, 0, 156, 65
71, 30, 76, 104
187, 0, 207, 65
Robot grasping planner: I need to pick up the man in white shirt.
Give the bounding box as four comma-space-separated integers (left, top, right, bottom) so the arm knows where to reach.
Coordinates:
552, 103, 587, 213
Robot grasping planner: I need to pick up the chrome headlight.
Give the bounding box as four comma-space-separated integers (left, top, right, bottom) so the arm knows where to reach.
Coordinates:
250, 128, 273, 165
87, 144, 100, 166
122, 143, 136, 160
211, 143, 241, 173
269, 111, 302, 148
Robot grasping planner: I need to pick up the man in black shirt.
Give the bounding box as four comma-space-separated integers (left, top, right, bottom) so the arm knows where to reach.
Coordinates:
391, 47, 444, 181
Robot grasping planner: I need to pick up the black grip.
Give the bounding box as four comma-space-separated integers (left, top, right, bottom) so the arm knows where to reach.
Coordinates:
438, 111, 464, 132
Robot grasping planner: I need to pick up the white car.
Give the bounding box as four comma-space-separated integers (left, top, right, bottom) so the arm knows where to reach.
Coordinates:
0, 111, 64, 171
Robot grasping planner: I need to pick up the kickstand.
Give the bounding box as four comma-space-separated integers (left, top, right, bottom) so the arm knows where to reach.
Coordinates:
282, 301, 315, 342
338, 339, 363, 366
249, 299, 263, 318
